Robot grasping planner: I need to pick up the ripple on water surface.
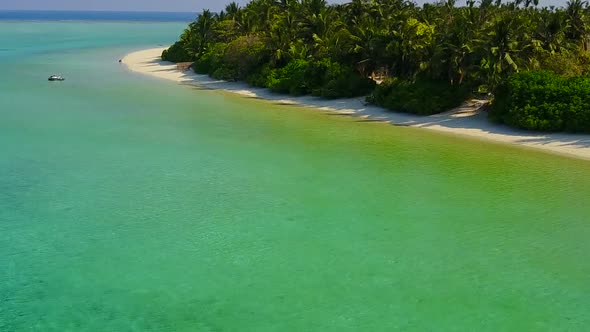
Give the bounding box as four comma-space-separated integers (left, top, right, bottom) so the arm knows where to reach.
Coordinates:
1, 21, 590, 332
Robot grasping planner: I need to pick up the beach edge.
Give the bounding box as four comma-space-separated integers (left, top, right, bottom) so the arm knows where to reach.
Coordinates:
122, 47, 590, 161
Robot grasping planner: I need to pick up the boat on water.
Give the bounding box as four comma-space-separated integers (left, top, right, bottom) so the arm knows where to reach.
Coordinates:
48, 75, 65, 81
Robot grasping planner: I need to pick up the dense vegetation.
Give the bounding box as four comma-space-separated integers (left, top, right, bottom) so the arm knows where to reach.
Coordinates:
163, 0, 590, 132
491, 71, 590, 132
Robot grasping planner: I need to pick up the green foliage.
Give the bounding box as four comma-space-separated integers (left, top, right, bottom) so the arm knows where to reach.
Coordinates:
267, 60, 310, 95
161, 41, 192, 63
263, 59, 375, 98
540, 52, 588, 77
194, 36, 269, 81
490, 71, 590, 132
246, 64, 273, 87
193, 43, 227, 75
309, 60, 376, 98
222, 35, 270, 80
211, 66, 239, 81
369, 79, 472, 115
167, 0, 590, 121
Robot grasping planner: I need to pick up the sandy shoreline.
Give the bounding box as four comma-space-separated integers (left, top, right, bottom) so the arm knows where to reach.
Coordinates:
122, 47, 590, 161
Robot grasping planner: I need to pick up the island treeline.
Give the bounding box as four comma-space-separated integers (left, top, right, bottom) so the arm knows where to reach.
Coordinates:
163, 0, 590, 133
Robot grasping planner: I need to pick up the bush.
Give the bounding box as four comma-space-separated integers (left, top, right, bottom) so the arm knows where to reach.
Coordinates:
193, 43, 227, 75
161, 41, 192, 63
540, 52, 588, 78
222, 35, 269, 80
211, 66, 239, 80
267, 59, 310, 95
310, 60, 376, 99
194, 37, 269, 81
246, 64, 273, 87
264, 59, 375, 98
368, 79, 471, 115
490, 71, 590, 133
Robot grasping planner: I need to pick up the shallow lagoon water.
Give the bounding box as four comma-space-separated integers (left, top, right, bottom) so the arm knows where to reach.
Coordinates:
1, 22, 590, 331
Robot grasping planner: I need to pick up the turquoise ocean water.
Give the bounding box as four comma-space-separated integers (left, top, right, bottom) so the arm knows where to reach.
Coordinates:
1, 17, 590, 331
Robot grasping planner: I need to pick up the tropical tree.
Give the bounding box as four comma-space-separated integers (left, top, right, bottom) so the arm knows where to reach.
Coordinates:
162, 0, 590, 112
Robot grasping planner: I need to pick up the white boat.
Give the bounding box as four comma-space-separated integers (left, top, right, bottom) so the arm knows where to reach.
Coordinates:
48, 75, 65, 81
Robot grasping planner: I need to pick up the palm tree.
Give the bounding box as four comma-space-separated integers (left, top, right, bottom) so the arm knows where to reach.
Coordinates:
163, 0, 590, 102
536, 8, 569, 54
180, 10, 216, 58
566, 0, 589, 49
225, 2, 241, 21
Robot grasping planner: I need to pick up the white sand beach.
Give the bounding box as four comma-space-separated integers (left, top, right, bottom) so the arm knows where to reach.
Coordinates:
123, 47, 590, 161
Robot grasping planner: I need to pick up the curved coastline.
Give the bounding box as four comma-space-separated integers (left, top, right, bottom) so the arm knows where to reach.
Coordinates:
122, 47, 590, 161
